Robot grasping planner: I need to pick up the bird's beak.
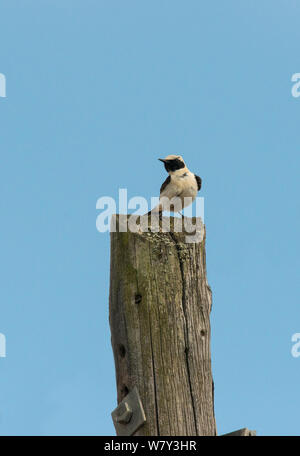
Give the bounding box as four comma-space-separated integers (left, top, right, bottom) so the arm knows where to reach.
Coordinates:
158, 158, 166, 163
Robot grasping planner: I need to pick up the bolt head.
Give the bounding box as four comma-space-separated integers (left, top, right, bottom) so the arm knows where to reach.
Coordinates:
115, 401, 132, 424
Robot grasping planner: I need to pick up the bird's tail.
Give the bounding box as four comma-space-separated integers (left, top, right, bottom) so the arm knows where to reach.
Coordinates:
145, 204, 162, 216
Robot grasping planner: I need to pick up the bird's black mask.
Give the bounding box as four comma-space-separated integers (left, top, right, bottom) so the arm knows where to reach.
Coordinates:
159, 158, 185, 172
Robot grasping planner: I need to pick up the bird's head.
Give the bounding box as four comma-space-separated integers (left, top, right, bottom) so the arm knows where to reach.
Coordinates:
158, 155, 186, 173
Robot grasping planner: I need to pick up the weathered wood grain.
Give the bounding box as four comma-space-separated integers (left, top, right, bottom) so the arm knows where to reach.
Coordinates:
109, 215, 216, 436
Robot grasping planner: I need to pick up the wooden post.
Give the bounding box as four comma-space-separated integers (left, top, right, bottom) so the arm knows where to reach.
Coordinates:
109, 215, 217, 436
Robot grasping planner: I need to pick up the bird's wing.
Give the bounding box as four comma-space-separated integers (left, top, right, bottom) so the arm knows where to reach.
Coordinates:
160, 175, 171, 195
194, 174, 202, 191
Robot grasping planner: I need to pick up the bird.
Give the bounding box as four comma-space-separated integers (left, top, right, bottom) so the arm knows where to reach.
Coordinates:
147, 155, 202, 216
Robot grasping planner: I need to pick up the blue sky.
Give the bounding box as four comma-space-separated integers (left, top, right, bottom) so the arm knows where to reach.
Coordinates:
0, 0, 300, 436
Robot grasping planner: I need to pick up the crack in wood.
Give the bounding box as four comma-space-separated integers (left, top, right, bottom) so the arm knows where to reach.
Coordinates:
169, 231, 198, 435
149, 318, 160, 436
147, 241, 161, 436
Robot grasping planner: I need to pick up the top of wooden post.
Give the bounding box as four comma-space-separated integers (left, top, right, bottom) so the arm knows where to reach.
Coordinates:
110, 214, 205, 245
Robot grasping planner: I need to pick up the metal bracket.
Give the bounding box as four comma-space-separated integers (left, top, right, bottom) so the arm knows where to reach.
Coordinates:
111, 386, 146, 436
221, 428, 256, 436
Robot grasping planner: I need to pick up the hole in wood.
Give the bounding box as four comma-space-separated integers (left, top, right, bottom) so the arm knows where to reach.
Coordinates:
135, 293, 142, 304
200, 329, 206, 337
118, 344, 126, 358
120, 384, 129, 399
